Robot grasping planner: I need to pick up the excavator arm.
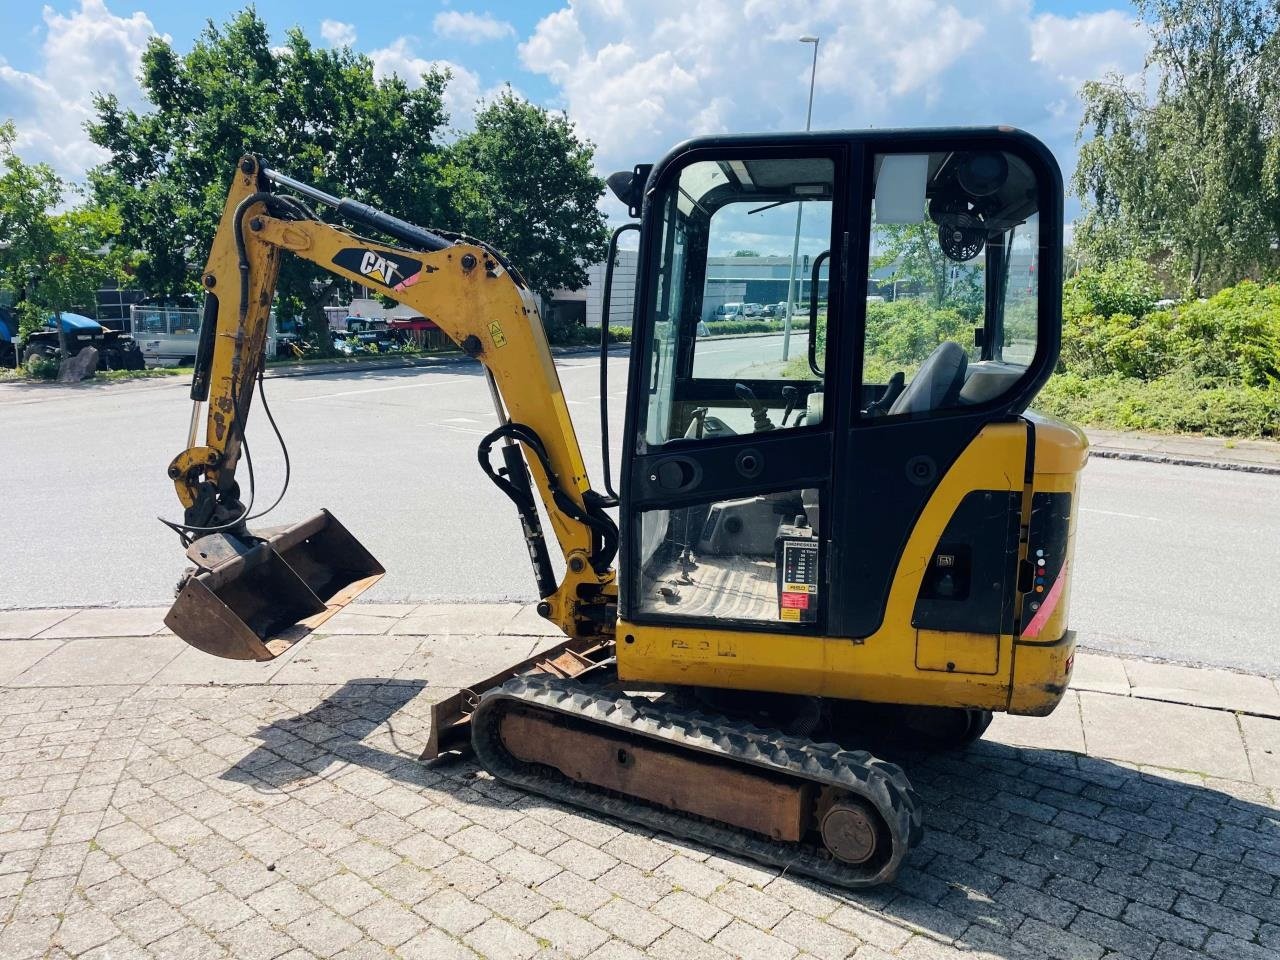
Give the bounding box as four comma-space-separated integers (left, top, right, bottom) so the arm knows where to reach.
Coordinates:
165, 156, 616, 659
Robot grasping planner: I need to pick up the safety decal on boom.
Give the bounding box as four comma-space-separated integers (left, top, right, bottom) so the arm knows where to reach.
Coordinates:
332, 248, 425, 290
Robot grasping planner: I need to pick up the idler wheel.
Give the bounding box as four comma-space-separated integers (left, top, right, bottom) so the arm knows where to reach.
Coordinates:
820, 798, 885, 865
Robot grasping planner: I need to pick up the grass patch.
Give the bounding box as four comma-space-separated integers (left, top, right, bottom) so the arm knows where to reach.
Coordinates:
97, 367, 189, 380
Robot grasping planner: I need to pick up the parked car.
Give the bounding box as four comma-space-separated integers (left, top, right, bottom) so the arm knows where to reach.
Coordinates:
712, 302, 746, 320
743, 303, 765, 317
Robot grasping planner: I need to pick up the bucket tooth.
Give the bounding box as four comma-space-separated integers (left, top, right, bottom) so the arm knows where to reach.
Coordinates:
164, 509, 384, 661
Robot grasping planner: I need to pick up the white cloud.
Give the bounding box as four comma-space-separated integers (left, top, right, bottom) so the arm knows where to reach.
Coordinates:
0, 0, 158, 180
1031, 10, 1149, 89
369, 37, 484, 129
319, 19, 357, 48
433, 11, 516, 44
519, 0, 1149, 202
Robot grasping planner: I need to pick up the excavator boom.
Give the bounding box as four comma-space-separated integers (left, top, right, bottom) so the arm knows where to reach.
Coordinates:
165, 156, 617, 658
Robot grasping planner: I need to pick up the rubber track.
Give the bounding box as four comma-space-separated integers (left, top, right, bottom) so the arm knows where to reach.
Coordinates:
471, 674, 924, 888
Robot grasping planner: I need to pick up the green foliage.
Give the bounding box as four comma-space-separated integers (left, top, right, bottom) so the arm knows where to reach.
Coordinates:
731, 249, 761, 257
703, 319, 784, 336
864, 300, 970, 371
1039, 371, 1280, 437
90, 13, 608, 350
23, 353, 59, 379
444, 90, 608, 298
89, 9, 452, 350
871, 222, 985, 318
1062, 280, 1280, 386
1073, 1, 1280, 295
1175, 282, 1280, 386
545, 323, 631, 347
0, 122, 129, 351
1053, 278, 1280, 436
1063, 259, 1161, 320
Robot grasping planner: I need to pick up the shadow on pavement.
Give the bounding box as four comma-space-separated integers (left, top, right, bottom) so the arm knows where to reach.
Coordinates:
224, 684, 1280, 958
223, 679, 431, 790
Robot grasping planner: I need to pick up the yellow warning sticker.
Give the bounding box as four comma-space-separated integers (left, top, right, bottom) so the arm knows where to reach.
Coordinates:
488, 320, 508, 348
783, 583, 815, 594
780, 607, 801, 622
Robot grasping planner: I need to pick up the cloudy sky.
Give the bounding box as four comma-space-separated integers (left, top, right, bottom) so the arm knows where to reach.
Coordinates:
0, 0, 1150, 212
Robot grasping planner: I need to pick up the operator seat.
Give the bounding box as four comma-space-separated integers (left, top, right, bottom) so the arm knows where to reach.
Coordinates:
887, 341, 968, 416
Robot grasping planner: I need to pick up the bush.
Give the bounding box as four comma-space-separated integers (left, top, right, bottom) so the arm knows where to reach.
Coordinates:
1039, 370, 1280, 438
1064, 258, 1161, 320
865, 300, 970, 366
24, 353, 59, 380
546, 324, 632, 347
1060, 280, 1280, 389
703, 319, 784, 336
1172, 282, 1280, 387
1060, 310, 1186, 380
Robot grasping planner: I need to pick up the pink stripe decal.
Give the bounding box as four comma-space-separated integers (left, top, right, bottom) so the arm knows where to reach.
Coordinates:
1022, 561, 1067, 639
393, 270, 422, 292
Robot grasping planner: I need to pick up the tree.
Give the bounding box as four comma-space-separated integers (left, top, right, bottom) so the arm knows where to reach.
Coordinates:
732, 249, 761, 257
873, 223, 950, 305
1073, 0, 1280, 296
872, 221, 986, 321
88, 9, 451, 348
443, 91, 608, 301
0, 122, 126, 359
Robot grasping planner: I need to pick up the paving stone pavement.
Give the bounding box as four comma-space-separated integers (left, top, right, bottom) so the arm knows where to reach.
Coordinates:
1, 604, 1278, 959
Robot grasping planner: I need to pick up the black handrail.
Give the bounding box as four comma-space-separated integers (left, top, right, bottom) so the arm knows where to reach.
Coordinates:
599, 223, 641, 502
808, 249, 831, 378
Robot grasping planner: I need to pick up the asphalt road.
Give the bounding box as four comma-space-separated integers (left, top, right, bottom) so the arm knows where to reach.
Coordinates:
2, 348, 1277, 674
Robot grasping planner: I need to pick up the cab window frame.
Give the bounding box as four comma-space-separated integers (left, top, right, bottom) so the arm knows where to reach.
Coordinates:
631, 143, 851, 453
849, 136, 1062, 428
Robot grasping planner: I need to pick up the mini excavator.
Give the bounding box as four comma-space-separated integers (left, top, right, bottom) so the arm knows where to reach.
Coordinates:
162, 128, 1086, 887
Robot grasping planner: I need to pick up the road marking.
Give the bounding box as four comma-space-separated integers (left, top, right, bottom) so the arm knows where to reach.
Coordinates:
1082, 507, 1165, 522
289, 377, 467, 401
442, 417, 479, 423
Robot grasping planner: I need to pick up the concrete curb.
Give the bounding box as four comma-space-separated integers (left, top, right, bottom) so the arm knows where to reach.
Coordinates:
260, 343, 631, 381
1088, 445, 1280, 476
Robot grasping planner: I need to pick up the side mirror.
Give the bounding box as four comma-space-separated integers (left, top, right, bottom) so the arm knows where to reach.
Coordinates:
606, 165, 654, 219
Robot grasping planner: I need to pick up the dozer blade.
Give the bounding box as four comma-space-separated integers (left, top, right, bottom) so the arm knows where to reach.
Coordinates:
165, 509, 384, 661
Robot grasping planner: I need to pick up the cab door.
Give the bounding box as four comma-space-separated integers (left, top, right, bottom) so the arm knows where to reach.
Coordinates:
828, 134, 1061, 653
619, 143, 852, 635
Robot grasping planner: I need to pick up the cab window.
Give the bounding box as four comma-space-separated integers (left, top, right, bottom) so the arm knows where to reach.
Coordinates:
643, 157, 835, 447
861, 151, 1041, 418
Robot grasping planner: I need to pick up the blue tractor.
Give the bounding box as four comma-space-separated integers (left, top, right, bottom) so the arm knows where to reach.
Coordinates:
0, 306, 145, 371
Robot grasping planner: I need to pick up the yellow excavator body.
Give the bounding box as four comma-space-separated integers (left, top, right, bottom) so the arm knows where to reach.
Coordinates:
618, 416, 1085, 717
160, 129, 1086, 887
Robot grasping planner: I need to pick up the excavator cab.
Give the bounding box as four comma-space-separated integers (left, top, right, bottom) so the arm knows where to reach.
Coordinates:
612, 129, 1084, 717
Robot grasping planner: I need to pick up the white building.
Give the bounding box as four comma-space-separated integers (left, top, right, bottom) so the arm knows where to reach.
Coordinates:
558, 251, 826, 329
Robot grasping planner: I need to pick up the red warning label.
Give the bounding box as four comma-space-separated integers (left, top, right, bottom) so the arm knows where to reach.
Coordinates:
780, 592, 810, 610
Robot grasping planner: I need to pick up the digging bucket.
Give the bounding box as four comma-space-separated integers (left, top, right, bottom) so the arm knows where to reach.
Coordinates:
165, 510, 384, 661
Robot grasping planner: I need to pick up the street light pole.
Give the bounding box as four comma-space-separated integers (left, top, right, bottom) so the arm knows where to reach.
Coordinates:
781, 35, 819, 362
